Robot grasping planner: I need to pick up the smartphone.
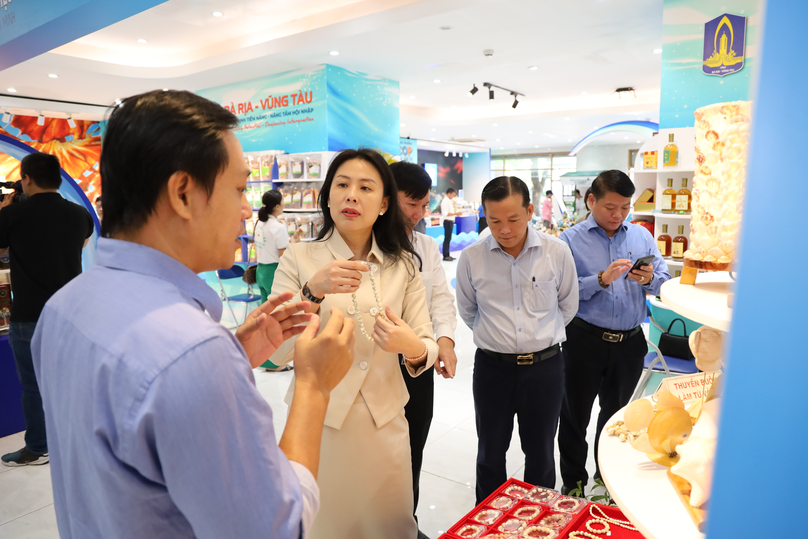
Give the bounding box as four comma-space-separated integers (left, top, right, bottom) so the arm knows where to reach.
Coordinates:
624, 254, 656, 279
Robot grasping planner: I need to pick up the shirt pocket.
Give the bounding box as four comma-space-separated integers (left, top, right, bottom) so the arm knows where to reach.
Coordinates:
526, 280, 557, 315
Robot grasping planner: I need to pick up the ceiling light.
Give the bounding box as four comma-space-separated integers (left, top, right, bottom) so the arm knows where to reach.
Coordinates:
163, 88, 169, 91
48, 74, 58, 78
567, 139, 572, 142
67, 115, 76, 128
37, 114, 45, 126
528, 131, 533, 134
500, 147, 504, 150
137, 39, 148, 44
489, 88, 494, 100
401, 123, 406, 127
452, 152, 457, 157
636, 140, 642, 143
2, 109, 10, 123
492, 123, 497, 127
529, 66, 538, 70
444, 151, 449, 157
472, 134, 476, 137
465, 153, 469, 158
451, 105, 457, 109
440, 26, 452, 30
434, 79, 441, 84
212, 11, 223, 17
469, 84, 478, 96
330, 51, 340, 56
535, 145, 539, 148
624, 136, 629, 139
581, 91, 587, 95
564, 117, 569, 121
431, 137, 436, 140
431, 128, 436, 131
496, 138, 501, 142
7, 88, 16, 93
516, 142, 521, 145
653, 48, 662, 54
512, 95, 519, 108
409, 95, 415, 99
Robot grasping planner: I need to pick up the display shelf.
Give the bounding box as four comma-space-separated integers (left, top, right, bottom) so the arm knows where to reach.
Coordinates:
666, 259, 684, 267
282, 208, 321, 213
653, 212, 691, 220
599, 401, 704, 539
659, 272, 733, 332
274, 178, 323, 183
632, 211, 654, 217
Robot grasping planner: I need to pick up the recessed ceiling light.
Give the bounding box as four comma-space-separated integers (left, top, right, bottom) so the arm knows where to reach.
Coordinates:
496, 138, 501, 142
7, 88, 16, 93
529, 66, 538, 70
138, 39, 148, 44
535, 145, 539, 148
567, 139, 572, 142
492, 123, 497, 126
636, 140, 641, 143
653, 48, 663, 54
330, 51, 339, 56
212, 11, 223, 17
431, 137, 436, 140
401, 123, 406, 127
564, 117, 569, 121
431, 128, 436, 131
581, 91, 587, 95
48, 74, 58, 78
624, 136, 629, 139
440, 26, 452, 30
433, 79, 441, 84
500, 147, 504, 150
528, 131, 533, 134
517, 142, 521, 145
410, 95, 415, 99
451, 105, 457, 109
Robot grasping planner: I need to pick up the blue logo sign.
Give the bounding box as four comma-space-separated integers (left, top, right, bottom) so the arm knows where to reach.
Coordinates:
703, 13, 747, 77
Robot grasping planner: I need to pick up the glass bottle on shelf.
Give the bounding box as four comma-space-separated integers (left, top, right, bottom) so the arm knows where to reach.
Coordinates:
661, 178, 676, 213
663, 133, 678, 168
675, 178, 691, 213
671, 225, 688, 260
656, 224, 672, 259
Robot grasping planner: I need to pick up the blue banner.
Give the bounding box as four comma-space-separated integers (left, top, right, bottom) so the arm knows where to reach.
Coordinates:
703, 13, 747, 77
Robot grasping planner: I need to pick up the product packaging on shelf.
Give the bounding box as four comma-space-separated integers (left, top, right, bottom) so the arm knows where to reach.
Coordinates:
306, 155, 321, 179
277, 157, 290, 180
438, 478, 643, 539
291, 158, 304, 179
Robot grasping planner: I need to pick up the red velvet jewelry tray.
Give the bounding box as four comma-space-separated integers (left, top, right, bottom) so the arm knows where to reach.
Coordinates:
565, 503, 647, 539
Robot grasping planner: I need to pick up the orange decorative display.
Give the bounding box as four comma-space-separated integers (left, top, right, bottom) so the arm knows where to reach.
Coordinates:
0, 115, 102, 201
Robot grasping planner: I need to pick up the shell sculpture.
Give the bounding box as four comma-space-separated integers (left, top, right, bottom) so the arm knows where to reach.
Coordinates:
628, 390, 693, 466
671, 398, 722, 507
685, 101, 752, 266
689, 326, 724, 373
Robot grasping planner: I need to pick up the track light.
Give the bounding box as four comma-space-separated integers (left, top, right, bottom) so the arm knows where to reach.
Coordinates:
489, 88, 494, 100
67, 115, 76, 128
37, 114, 45, 126
469, 84, 478, 96
512, 93, 519, 108
1, 109, 9, 123
444, 151, 449, 157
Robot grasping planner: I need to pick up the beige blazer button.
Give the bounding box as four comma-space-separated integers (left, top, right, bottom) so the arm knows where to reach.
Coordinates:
359, 361, 368, 370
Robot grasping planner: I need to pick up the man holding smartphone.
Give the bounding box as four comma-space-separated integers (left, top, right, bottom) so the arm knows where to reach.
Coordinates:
558, 170, 670, 495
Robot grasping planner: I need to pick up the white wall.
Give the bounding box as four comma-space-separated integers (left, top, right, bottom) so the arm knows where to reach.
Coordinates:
575, 143, 641, 173
462, 152, 491, 204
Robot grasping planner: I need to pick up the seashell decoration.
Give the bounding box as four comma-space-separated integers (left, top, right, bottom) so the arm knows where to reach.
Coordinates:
684, 101, 752, 265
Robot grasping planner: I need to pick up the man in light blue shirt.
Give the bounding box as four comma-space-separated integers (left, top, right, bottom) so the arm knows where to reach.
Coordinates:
31, 90, 356, 539
558, 170, 671, 495
456, 176, 578, 503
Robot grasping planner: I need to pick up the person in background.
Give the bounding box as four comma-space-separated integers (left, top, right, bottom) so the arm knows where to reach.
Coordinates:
0, 152, 93, 467
256, 189, 296, 372
32, 90, 356, 538
574, 189, 586, 219
95, 195, 103, 221
574, 187, 592, 225
268, 149, 438, 539
477, 202, 487, 233
541, 189, 553, 229
440, 188, 459, 261
558, 170, 671, 495
456, 176, 578, 504
390, 162, 458, 539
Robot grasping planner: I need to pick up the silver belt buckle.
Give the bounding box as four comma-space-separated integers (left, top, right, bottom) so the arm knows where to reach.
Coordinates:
516, 354, 534, 365
603, 332, 623, 343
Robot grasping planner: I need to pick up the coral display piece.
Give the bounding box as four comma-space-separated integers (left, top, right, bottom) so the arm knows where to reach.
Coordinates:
685, 100, 752, 270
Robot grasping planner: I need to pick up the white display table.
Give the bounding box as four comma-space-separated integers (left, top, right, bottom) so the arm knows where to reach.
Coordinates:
598, 402, 704, 539
659, 272, 733, 332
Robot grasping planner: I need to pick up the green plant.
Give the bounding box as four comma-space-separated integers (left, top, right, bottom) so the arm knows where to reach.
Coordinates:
566, 478, 616, 506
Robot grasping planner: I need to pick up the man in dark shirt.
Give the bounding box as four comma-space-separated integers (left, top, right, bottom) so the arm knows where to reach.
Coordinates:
0, 152, 93, 467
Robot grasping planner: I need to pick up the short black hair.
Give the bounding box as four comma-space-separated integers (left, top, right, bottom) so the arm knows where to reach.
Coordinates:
545, 190, 553, 196
258, 189, 283, 222
100, 89, 239, 237
574, 189, 581, 196
481, 176, 530, 211
584, 187, 592, 210
590, 170, 635, 201
389, 162, 431, 200
20, 153, 62, 190
446, 188, 457, 195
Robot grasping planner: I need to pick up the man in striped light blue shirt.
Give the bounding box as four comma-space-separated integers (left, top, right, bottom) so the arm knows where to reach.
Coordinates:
457, 176, 578, 503
558, 170, 670, 495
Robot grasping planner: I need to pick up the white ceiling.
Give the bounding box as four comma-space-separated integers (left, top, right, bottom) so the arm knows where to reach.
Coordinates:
0, 0, 663, 153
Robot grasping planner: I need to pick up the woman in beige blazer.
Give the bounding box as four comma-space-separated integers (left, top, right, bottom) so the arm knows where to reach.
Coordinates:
270, 149, 438, 539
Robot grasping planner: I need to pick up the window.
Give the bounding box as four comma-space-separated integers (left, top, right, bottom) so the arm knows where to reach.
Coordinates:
490, 153, 577, 215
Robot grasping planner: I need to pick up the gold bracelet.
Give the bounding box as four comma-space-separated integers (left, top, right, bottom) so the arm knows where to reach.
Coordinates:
403, 344, 428, 364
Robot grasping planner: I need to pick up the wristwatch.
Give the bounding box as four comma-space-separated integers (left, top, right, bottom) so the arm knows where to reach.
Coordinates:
302, 282, 324, 304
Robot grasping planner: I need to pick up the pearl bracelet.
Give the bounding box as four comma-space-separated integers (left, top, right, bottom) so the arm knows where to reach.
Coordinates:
403, 344, 428, 364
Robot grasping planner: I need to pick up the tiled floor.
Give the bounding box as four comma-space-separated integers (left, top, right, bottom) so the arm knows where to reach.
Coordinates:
0, 256, 604, 539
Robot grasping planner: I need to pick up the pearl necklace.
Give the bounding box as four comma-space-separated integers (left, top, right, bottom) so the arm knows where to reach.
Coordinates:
588, 505, 637, 531
348, 262, 384, 342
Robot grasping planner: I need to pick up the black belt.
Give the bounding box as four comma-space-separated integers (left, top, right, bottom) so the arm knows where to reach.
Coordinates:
571, 317, 641, 343
482, 344, 560, 365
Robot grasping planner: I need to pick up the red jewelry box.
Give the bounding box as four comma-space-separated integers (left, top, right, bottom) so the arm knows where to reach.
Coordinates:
438, 478, 647, 539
